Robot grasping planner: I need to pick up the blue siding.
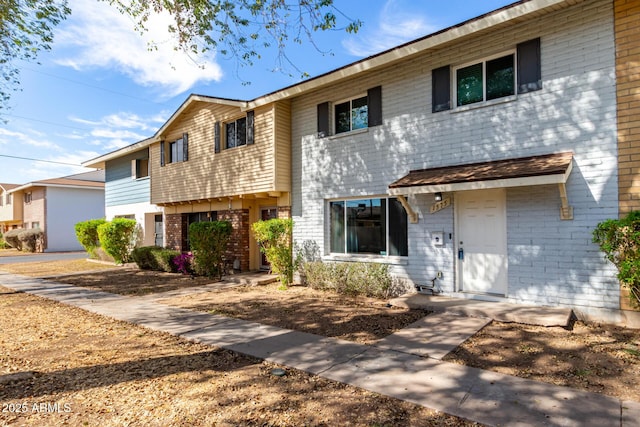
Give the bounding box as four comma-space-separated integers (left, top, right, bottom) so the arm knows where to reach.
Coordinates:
105, 150, 150, 207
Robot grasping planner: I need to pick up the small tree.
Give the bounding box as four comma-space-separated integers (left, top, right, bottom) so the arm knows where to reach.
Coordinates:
252, 218, 294, 289
3, 228, 22, 250
593, 211, 640, 308
97, 218, 137, 264
189, 221, 232, 279
75, 218, 107, 259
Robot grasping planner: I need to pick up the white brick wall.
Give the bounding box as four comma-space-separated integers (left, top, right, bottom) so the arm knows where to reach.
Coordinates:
291, 0, 620, 310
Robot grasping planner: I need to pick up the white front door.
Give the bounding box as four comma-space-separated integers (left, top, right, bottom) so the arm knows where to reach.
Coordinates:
456, 189, 508, 295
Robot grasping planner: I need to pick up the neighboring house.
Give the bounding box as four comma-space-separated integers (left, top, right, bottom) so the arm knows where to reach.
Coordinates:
0, 183, 21, 233
84, 95, 292, 271
7, 171, 105, 252
82, 0, 640, 319
83, 138, 165, 247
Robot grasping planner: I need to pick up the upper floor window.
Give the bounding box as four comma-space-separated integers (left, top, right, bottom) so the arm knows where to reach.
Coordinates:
335, 95, 368, 134
455, 52, 514, 107
0, 194, 3, 206
215, 111, 254, 153
24, 192, 32, 204
431, 38, 541, 113
160, 133, 188, 166
7, 193, 11, 205
132, 158, 149, 179
317, 86, 382, 138
329, 197, 407, 256
226, 117, 247, 149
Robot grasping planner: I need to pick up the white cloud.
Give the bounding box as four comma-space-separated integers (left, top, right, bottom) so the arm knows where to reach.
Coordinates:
55, 0, 223, 97
0, 128, 62, 150
342, 0, 437, 57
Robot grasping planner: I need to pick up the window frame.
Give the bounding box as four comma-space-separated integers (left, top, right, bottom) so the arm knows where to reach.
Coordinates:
132, 157, 149, 179
334, 93, 369, 135
452, 49, 516, 108
169, 138, 184, 163
24, 192, 32, 204
328, 196, 408, 257
225, 116, 248, 149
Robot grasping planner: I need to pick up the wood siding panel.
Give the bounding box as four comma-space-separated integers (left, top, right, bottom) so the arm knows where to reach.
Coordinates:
151, 101, 286, 205
105, 150, 150, 207
274, 100, 292, 192
615, 0, 640, 214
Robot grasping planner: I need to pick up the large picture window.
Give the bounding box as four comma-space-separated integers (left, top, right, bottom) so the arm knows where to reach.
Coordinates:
329, 197, 408, 256
455, 53, 515, 107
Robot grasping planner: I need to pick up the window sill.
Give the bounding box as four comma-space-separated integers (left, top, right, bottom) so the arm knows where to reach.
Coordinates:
328, 127, 369, 140
451, 95, 517, 113
323, 254, 408, 266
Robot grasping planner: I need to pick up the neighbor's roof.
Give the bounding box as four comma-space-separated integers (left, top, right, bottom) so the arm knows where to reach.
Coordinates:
83, 0, 582, 167
9, 170, 105, 193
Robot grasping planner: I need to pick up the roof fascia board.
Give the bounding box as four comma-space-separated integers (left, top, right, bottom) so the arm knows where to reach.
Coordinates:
155, 94, 248, 138
82, 138, 154, 168
249, 0, 574, 108
9, 183, 104, 193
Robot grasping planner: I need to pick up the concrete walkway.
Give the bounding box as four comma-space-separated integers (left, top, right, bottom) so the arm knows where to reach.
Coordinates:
1, 271, 638, 427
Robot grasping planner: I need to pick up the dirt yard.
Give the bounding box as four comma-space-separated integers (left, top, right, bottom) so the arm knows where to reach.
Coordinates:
1, 258, 640, 425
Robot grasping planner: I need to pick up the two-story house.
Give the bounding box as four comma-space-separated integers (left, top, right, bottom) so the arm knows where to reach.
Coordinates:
85, 95, 292, 271
84, 0, 639, 319
282, 0, 633, 320
4, 171, 105, 251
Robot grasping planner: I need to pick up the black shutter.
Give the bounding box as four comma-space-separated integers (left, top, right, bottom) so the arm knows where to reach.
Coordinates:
367, 86, 382, 127
317, 102, 330, 138
182, 133, 189, 161
432, 65, 451, 113
246, 110, 254, 145
214, 121, 220, 153
517, 37, 542, 93
160, 141, 165, 167
388, 198, 408, 256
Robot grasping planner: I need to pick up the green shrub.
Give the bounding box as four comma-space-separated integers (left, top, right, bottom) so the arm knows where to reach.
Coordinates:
97, 218, 137, 264
301, 261, 393, 298
18, 228, 44, 253
593, 211, 640, 308
0, 232, 11, 249
252, 218, 294, 288
74, 218, 107, 258
131, 246, 180, 272
3, 228, 23, 250
189, 221, 232, 279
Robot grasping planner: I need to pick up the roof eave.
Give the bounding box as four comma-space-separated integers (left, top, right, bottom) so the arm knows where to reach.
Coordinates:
249, 0, 578, 108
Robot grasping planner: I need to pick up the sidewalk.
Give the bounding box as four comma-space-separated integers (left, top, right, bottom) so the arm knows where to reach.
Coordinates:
2, 271, 638, 427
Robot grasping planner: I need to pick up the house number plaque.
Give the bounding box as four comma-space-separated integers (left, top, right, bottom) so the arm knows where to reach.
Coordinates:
430, 197, 451, 214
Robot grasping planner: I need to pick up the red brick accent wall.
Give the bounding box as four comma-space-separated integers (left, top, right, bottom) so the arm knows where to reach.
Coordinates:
164, 213, 186, 251
615, 0, 640, 214
277, 206, 291, 219
218, 209, 250, 272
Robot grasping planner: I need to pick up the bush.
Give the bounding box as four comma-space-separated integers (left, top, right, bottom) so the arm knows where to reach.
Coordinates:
3, 228, 23, 250
17, 228, 44, 253
252, 218, 294, 288
131, 246, 180, 272
301, 261, 393, 298
0, 232, 12, 249
593, 211, 640, 308
189, 221, 232, 279
75, 218, 107, 258
97, 218, 137, 264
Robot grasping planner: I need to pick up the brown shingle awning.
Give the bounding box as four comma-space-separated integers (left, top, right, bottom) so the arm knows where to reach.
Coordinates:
388, 152, 573, 195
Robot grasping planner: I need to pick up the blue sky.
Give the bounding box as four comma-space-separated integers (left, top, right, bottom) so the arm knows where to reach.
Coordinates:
0, 0, 515, 184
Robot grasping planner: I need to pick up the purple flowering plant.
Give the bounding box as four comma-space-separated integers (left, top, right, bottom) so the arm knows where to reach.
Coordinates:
173, 252, 193, 275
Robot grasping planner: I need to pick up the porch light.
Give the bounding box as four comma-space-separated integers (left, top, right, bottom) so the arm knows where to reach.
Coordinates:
434, 192, 443, 202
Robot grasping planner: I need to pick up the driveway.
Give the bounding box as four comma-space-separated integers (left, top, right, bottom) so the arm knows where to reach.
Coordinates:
0, 251, 87, 264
